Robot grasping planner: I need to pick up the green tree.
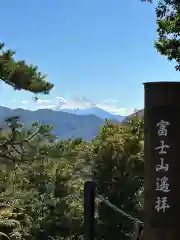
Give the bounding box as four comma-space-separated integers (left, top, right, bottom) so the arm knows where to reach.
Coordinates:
140, 0, 180, 71
155, 0, 180, 70
0, 43, 53, 94
0, 117, 57, 239
92, 119, 144, 240
0, 117, 85, 240
0, 116, 146, 239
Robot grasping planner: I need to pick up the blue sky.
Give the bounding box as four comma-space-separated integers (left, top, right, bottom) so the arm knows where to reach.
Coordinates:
1, 0, 179, 115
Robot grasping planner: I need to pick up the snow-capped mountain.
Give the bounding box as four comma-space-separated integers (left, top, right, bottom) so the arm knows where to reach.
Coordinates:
55, 96, 126, 122
61, 107, 125, 122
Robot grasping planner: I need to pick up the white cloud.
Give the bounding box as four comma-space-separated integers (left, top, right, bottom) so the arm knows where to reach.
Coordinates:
37, 104, 57, 109
36, 99, 53, 105
102, 99, 119, 103
56, 96, 66, 102
97, 104, 134, 116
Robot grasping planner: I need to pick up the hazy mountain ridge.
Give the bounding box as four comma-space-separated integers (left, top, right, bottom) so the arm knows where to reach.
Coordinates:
0, 106, 105, 140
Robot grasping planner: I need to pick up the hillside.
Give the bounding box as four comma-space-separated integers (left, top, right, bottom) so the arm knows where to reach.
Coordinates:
122, 109, 144, 123
0, 106, 104, 140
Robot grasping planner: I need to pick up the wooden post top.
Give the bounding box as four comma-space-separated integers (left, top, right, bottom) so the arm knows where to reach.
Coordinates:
144, 82, 180, 108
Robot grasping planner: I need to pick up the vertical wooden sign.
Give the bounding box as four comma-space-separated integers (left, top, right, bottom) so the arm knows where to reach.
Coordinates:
144, 82, 180, 240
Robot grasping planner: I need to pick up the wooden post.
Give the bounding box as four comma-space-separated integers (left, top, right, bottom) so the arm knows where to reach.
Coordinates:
84, 181, 95, 240
144, 82, 180, 240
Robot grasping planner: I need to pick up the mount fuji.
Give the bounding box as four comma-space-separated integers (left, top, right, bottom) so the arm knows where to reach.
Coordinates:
55, 96, 126, 122
0, 97, 128, 140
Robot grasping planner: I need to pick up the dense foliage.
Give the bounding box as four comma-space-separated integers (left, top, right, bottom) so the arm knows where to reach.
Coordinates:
155, 0, 180, 70
141, 0, 180, 71
0, 116, 144, 240
0, 43, 53, 94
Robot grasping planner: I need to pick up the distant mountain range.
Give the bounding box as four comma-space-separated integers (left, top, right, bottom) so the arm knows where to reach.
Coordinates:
61, 107, 125, 122
55, 96, 126, 122
0, 96, 131, 140
0, 106, 121, 140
